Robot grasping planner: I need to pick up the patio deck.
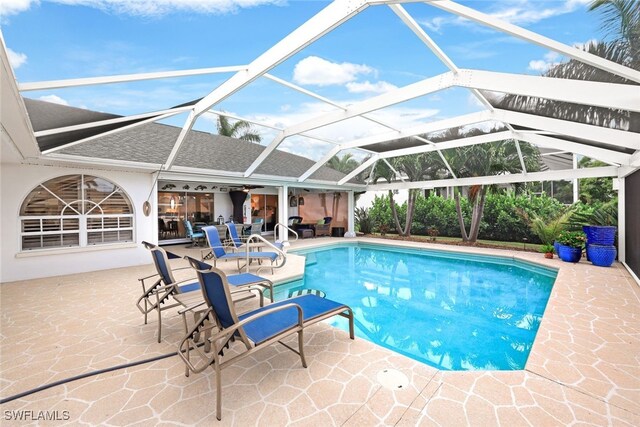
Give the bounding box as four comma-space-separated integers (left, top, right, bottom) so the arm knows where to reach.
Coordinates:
1, 238, 638, 426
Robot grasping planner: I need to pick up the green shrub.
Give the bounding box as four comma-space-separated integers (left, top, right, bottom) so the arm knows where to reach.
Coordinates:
355, 207, 373, 234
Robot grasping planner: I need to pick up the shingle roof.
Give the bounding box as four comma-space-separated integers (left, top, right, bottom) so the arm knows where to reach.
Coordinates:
24, 98, 347, 183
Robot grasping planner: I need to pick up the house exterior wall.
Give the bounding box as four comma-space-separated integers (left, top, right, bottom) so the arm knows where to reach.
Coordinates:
0, 163, 155, 283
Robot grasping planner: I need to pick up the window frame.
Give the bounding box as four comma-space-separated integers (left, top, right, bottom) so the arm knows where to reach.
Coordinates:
19, 174, 135, 252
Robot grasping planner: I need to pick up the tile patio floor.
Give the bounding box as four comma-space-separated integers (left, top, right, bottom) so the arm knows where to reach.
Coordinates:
1, 237, 638, 426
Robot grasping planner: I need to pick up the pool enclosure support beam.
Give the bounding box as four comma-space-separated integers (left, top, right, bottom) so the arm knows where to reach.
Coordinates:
248, 64, 633, 178
203, 110, 345, 148
347, 191, 355, 235
263, 73, 401, 132
257, 65, 629, 165
298, 147, 342, 182
516, 133, 629, 166
278, 185, 289, 243
427, 0, 640, 84
338, 155, 380, 185
573, 154, 580, 204
377, 131, 513, 159
389, 4, 527, 176
17, 66, 247, 91
370, 166, 618, 191
459, 70, 640, 113
617, 177, 626, 263
167, 0, 371, 170
342, 110, 493, 151
41, 110, 187, 155
495, 110, 639, 152
244, 71, 458, 177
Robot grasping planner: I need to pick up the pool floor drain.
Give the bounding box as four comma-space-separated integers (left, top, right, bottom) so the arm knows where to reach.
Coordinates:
377, 369, 409, 390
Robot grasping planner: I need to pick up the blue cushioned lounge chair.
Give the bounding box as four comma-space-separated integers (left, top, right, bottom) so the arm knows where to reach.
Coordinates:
201, 225, 279, 273
138, 242, 274, 342
179, 256, 355, 421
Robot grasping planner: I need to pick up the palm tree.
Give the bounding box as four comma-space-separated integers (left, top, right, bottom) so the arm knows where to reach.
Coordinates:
327, 153, 359, 174
216, 114, 261, 143
371, 151, 448, 237
444, 139, 540, 243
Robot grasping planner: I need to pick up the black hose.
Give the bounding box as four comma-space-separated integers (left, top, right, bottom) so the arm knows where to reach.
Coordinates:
0, 351, 178, 404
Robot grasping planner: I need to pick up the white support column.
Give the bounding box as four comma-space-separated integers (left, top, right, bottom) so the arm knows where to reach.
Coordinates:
347, 190, 355, 234
278, 185, 288, 242
428, 0, 640, 83
573, 154, 579, 203
617, 177, 626, 262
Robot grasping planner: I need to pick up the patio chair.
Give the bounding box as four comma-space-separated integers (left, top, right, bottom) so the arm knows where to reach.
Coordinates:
314, 217, 332, 237
225, 222, 247, 252
249, 218, 264, 235
200, 225, 280, 273
158, 218, 169, 239
138, 242, 275, 342
184, 219, 205, 247
178, 256, 355, 421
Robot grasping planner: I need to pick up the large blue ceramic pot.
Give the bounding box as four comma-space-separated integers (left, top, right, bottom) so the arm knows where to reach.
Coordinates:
587, 244, 617, 267
558, 244, 582, 263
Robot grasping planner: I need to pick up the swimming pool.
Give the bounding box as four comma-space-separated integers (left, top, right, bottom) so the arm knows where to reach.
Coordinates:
280, 243, 557, 371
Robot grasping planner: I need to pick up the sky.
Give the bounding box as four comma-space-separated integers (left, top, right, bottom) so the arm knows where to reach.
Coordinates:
1, 0, 604, 163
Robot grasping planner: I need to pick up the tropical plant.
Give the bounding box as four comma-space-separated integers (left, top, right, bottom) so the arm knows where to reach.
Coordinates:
578, 157, 615, 204
355, 207, 373, 234
216, 114, 261, 142
568, 199, 618, 227
444, 139, 540, 243
540, 244, 555, 254
519, 208, 574, 245
557, 230, 587, 248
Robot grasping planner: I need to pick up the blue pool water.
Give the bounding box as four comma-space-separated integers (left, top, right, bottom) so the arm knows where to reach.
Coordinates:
278, 244, 556, 371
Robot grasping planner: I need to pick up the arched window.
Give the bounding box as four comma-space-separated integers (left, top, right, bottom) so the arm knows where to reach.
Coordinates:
20, 174, 134, 250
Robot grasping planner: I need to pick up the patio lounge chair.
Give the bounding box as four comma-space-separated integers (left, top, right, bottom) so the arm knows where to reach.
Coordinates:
200, 225, 280, 273
138, 242, 275, 342
225, 222, 247, 252
179, 256, 355, 420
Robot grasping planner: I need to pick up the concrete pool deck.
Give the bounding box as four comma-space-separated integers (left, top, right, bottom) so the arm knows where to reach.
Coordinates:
1, 237, 638, 425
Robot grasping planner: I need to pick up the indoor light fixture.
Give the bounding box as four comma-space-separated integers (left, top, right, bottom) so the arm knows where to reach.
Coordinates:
170, 196, 176, 210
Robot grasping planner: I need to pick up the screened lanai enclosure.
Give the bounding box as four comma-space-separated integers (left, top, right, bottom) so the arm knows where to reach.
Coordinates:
1, 0, 639, 281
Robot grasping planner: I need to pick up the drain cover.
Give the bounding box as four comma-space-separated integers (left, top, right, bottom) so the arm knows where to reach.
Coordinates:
377, 369, 409, 390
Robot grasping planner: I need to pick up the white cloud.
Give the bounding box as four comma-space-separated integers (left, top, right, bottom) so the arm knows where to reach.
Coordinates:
6, 48, 27, 69
487, 0, 591, 25
346, 80, 398, 94
527, 51, 561, 72
420, 16, 450, 34
38, 94, 69, 105
419, 0, 590, 32
1, 0, 283, 17
0, 0, 36, 17
293, 56, 373, 86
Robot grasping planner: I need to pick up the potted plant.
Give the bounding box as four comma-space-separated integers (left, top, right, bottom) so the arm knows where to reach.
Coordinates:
427, 226, 439, 242
540, 244, 555, 259
556, 230, 586, 263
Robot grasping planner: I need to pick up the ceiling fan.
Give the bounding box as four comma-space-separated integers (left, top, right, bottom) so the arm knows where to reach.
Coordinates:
229, 185, 264, 193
